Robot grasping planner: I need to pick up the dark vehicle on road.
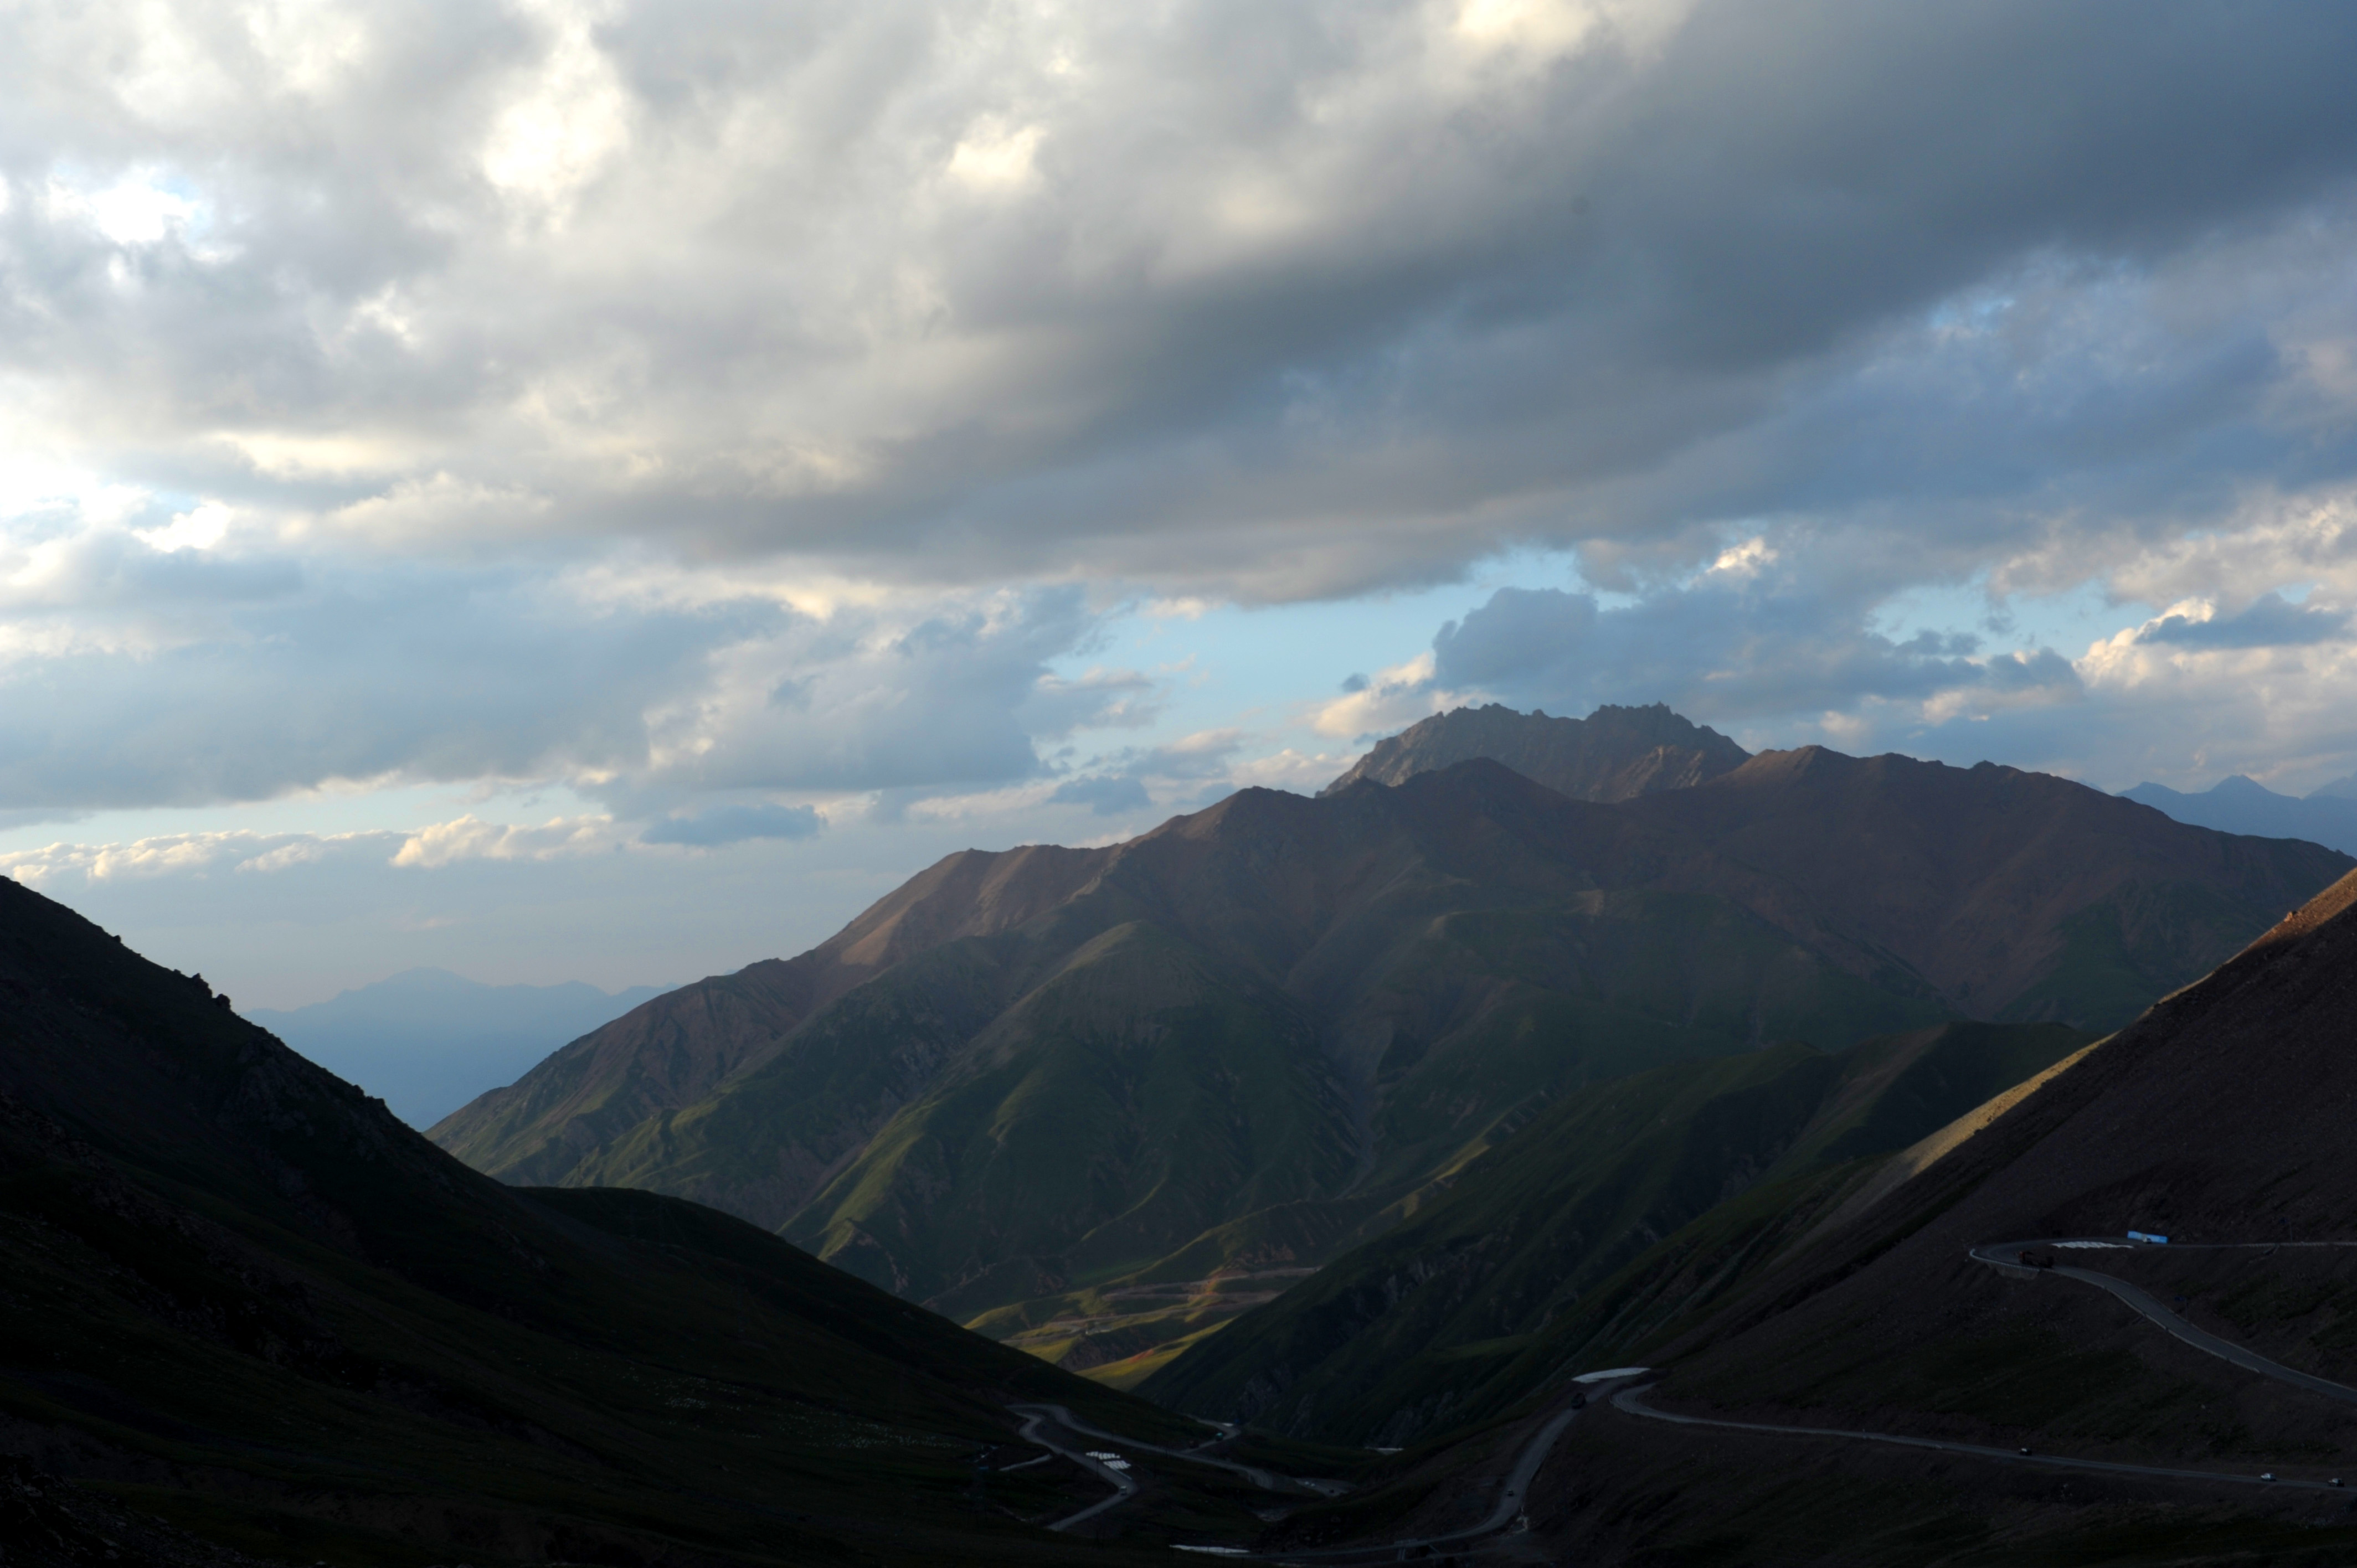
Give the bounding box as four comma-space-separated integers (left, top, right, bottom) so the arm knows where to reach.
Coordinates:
2021, 1248, 2057, 1269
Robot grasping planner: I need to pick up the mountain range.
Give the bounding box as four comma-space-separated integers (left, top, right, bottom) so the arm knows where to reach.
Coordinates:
2121, 773, 2357, 857
429, 708, 2350, 1372
245, 967, 671, 1127
17, 700, 2357, 1562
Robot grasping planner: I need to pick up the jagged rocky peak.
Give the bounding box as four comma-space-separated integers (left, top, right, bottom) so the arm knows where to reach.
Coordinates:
1320, 701, 1750, 802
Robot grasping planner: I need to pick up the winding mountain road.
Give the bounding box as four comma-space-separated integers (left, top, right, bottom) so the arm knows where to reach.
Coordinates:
1972, 1239, 2357, 1406
1033, 1235, 2357, 1552
1010, 1404, 1139, 1532
1217, 1378, 1637, 1564
1013, 1375, 1617, 1556
1614, 1235, 2357, 1495
1013, 1401, 1347, 1497
1010, 1401, 1360, 1534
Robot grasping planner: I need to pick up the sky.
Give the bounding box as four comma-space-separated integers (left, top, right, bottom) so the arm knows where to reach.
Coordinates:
9, 0, 2357, 1007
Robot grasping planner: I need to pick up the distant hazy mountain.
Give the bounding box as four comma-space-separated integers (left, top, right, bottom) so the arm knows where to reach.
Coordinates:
1321, 701, 1748, 801
246, 967, 669, 1127
2119, 773, 2357, 855
434, 736, 2346, 1344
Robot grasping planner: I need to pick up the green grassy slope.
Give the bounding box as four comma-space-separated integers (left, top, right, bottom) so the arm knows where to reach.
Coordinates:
800, 878, 1946, 1312
432, 742, 2348, 1349
1136, 1021, 2090, 1446
0, 876, 1219, 1566
784, 921, 1361, 1307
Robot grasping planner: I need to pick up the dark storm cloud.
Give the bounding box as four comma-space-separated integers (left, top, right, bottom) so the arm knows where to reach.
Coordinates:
11, 1, 2357, 597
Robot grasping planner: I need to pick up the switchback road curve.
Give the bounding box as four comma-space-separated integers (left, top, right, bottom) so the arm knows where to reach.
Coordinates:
1617, 1235, 2357, 1494
1972, 1238, 2357, 1406
1038, 1236, 2357, 1550
1009, 1404, 1140, 1533
1011, 1401, 1351, 1500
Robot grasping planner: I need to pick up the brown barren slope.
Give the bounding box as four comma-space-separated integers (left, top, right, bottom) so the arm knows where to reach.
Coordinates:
433, 841, 1114, 1184
1622, 745, 2333, 1020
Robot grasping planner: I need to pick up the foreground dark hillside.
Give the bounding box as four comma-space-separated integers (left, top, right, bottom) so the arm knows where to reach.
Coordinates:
1661, 863, 2357, 1420
1479, 865, 2357, 1563
433, 729, 2349, 1354
0, 875, 1207, 1566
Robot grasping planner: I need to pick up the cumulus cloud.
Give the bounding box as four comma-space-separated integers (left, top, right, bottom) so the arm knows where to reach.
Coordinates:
0, 554, 729, 811
1311, 653, 1458, 740
1357, 489, 2357, 792
1, 827, 400, 885
1, 814, 663, 885
1425, 560, 2085, 732
389, 814, 619, 868
12, 0, 2357, 937
624, 587, 1130, 800
4, 1, 2356, 598
0, 481, 1139, 817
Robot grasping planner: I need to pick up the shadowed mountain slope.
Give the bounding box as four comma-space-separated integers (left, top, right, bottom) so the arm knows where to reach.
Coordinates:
451, 763, 1953, 1314
1135, 1020, 2090, 1445
1659, 862, 2357, 1412
433, 740, 2348, 1350
0, 875, 1204, 1566
1476, 863, 2357, 1562
1320, 701, 1749, 801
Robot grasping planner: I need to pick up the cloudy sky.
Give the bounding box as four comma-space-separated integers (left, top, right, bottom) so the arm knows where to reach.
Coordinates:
8, 0, 2357, 1008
